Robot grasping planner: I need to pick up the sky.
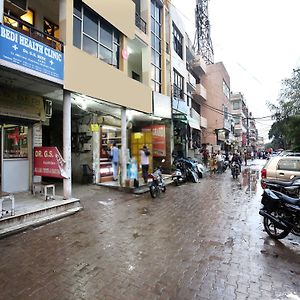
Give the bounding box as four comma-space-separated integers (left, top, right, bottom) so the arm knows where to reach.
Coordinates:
172, 0, 300, 141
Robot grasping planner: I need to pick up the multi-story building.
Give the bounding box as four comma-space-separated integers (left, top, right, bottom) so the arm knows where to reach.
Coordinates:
248, 112, 258, 152
169, 6, 205, 159
0, 0, 173, 196
201, 62, 233, 151
230, 92, 248, 150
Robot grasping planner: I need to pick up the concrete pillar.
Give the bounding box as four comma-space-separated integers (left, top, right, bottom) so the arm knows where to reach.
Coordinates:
0, 0, 3, 23
63, 90, 72, 199
121, 108, 127, 187
92, 114, 100, 183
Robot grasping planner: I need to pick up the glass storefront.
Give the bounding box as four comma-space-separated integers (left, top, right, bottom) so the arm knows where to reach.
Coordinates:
3, 125, 28, 159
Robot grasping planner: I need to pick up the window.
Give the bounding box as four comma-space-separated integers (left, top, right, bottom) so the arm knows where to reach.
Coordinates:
233, 116, 240, 124
232, 101, 241, 110
277, 159, 300, 171
223, 80, 230, 98
4, 8, 34, 32
44, 18, 59, 39
73, 0, 120, 68
173, 69, 184, 99
224, 106, 228, 120
151, 0, 161, 93
3, 126, 28, 159
173, 23, 183, 59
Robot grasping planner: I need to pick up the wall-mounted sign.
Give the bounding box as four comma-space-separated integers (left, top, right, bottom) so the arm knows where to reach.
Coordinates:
122, 48, 128, 60
0, 24, 64, 84
143, 125, 166, 157
90, 123, 99, 132
34, 147, 67, 178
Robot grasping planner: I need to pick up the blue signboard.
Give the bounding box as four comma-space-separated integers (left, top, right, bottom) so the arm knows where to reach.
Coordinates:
0, 24, 64, 84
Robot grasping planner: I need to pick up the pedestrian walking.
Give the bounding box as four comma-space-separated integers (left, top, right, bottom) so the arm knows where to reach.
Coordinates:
216, 151, 223, 173
209, 153, 217, 175
110, 142, 119, 181
140, 145, 150, 183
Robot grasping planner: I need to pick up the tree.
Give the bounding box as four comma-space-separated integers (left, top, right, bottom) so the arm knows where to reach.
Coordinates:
268, 69, 300, 150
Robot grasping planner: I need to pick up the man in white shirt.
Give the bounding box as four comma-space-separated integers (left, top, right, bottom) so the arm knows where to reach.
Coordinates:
139, 145, 150, 183
216, 151, 223, 173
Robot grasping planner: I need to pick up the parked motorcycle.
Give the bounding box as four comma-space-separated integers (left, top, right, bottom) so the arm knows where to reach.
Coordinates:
261, 176, 300, 198
259, 188, 300, 239
186, 157, 205, 178
148, 159, 166, 198
172, 158, 187, 186
231, 161, 240, 179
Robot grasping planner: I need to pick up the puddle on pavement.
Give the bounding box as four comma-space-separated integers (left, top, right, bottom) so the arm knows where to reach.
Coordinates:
98, 198, 114, 206
139, 207, 150, 215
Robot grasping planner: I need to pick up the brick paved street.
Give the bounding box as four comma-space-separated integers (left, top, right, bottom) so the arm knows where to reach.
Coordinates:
0, 161, 299, 300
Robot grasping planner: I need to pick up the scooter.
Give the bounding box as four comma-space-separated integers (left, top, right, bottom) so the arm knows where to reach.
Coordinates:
148, 159, 166, 198
231, 161, 240, 179
172, 158, 187, 186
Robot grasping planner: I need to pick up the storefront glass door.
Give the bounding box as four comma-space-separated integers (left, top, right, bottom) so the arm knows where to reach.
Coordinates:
1, 124, 30, 193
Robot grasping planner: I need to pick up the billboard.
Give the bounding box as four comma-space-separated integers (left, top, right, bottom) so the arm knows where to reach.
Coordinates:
0, 24, 64, 84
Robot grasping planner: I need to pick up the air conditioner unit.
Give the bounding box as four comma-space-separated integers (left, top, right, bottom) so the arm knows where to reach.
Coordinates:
4, 0, 28, 17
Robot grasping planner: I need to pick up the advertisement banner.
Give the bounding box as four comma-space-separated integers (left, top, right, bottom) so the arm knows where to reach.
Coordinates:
0, 24, 64, 84
143, 125, 166, 157
34, 147, 67, 178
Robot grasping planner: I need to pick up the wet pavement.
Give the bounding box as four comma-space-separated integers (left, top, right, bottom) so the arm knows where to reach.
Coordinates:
0, 160, 299, 300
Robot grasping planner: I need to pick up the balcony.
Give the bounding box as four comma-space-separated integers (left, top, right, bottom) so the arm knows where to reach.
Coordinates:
3, 13, 63, 52
135, 13, 147, 34
193, 83, 207, 103
187, 72, 196, 92
190, 54, 206, 77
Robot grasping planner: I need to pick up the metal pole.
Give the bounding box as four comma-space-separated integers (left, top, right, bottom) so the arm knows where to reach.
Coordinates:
0, 0, 4, 24
121, 107, 127, 187
63, 90, 72, 199
92, 114, 100, 183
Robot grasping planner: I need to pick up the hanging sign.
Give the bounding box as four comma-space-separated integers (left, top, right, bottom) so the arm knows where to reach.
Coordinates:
34, 147, 67, 178
90, 123, 99, 132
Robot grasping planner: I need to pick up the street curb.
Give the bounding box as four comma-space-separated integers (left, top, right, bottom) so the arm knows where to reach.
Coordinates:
0, 206, 83, 239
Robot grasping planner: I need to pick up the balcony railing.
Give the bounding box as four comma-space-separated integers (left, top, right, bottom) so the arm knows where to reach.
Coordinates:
3, 12, 64, 52
135, 13, 147, 34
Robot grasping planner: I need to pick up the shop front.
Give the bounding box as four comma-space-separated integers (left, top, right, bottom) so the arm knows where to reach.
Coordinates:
0, 88, 46, 193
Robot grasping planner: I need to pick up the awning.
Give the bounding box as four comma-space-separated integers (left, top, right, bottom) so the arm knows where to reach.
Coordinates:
187, 117, 201, 130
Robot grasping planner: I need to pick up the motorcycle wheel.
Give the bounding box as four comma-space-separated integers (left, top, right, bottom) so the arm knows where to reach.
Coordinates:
263, 216, 290, 239
149, 184, 159, 198
162, 185, 166, 193
174, 179, 180, 186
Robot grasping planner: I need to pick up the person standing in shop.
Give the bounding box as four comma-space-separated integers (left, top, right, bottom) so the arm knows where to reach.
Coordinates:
140, 145, 150, 183
110, 142, 119, 181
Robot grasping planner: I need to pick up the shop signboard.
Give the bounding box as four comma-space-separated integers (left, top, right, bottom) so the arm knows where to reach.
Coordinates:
143, 125, 166, 157
34, 147, 67, 178
0, 24, 64, 84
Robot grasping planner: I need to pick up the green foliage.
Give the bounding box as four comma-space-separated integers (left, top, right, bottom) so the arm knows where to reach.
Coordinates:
268, 69, 300, 149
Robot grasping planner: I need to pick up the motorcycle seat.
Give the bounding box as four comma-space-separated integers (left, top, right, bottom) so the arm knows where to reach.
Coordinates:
273, 191, 300, 206
264, 180, 299, 187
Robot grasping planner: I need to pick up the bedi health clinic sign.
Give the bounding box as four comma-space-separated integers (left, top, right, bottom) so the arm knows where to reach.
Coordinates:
0, 25, 64, 84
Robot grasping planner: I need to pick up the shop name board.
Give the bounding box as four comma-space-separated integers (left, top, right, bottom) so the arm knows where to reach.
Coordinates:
34, 147, 67, 178
0, 24, 64, 84
143, 125, 166, 157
